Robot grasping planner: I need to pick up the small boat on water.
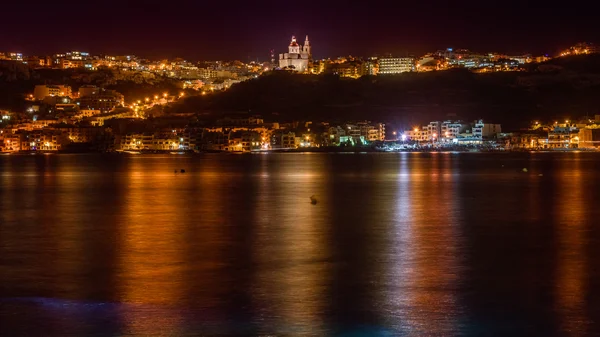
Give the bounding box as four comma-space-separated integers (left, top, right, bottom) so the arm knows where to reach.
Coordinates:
123, 150, 141, 155
170, 151, 185, 155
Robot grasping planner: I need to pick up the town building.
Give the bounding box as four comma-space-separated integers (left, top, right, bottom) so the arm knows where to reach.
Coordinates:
279, 36, 311, 72
403, 128, 428, 141
424, 121, 441, 141
509, 131, 549, 149
441, 120, 470, 141
358, 122, 385, 142
0, 52, 23, 61
33, 85, 73, 100
548, 126, 579, 148
472, 120, 502, 139
271, 131, 299, 149
578, 128, 600, 148
0, 132, 21, 152
20, 130, 69, 151
378, 57, 414, 74
326, 60, 364, 78
79, 85, 100, 97
78, 89, 124, 113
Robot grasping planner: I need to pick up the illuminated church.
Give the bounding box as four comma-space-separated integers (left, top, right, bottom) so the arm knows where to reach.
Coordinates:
279, 35, 311, 72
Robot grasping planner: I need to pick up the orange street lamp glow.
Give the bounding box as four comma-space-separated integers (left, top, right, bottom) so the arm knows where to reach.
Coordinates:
414, 128, 419, 132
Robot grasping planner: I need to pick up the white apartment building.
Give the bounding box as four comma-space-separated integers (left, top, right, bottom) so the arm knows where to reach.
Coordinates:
378, 58, 414, 74
472, 120, 502, 139
403, 128, 428, 141
441, 120, 470, 141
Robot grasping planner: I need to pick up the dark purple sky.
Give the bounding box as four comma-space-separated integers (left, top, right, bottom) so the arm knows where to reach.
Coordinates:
1, 0, 598, 61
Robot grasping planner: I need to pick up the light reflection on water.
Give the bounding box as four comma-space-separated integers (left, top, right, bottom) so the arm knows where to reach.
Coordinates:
1, 153, 600, 336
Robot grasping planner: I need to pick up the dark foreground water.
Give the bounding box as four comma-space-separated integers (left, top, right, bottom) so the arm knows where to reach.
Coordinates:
1, 152, 600, 336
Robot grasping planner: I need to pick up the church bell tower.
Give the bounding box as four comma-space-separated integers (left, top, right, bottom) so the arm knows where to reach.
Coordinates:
303, 35, 311, 57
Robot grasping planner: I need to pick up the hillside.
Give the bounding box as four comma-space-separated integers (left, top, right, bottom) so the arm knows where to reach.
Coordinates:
2, 55, 600, 129
0, 62, 184, 111
170, 54, 600, 129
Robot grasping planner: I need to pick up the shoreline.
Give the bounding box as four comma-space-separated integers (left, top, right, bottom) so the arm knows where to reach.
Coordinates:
2, 148, 598, 155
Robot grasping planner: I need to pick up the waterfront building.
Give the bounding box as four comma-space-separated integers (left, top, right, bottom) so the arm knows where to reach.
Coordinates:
441, 120, 470, 141
20, 130, 69, 151
227, 130, 262, 152
425, 121, 441, 141
472, 120, 502, 139
271, 131, 298, 149
378, 57, 414, 74
548, 126, 579, 148
54, 125, 107, 143
325, 126, 346, 146
0, 132, 21, 152
509, 131, 548, 149
403, 128, 428, 141
578, 128, 600, 149
200, 130, 229, 151
358, 122, 385, 142
279, 36, 311, 72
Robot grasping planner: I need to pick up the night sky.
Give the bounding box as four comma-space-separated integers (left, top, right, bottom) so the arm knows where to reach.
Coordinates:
2, 0, 598, 61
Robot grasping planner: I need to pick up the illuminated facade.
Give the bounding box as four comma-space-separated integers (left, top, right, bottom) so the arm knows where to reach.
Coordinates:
559, 42, 599, 57
279, 36, 311, 72
578, 128, 600, 148
33, 85, 73, 100
378, 57, 414, 74
472, 120, 502, 139
0, 52, 23, 61
78, 89, 124, 112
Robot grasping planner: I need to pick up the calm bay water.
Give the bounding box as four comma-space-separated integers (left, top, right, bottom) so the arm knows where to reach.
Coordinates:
1, 152, 600, 336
